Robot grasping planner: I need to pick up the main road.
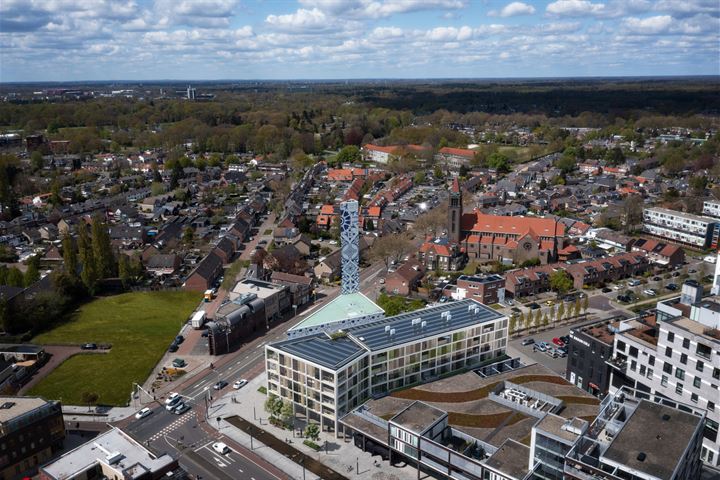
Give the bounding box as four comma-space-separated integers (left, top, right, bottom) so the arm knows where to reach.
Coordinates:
118, 260, 387, 479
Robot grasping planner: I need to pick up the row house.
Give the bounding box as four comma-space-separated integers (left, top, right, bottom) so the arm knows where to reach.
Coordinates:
630, 238, 685, 268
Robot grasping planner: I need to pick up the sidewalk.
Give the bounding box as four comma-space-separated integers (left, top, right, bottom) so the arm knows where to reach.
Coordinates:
62, 405, 137, 423
209, 374, 418, 480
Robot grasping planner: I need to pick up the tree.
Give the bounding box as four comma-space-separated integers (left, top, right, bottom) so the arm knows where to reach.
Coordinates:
509, 315, 517, 338
304, 423, 320, 442
31, 150, 44, 172
264, 395, 283, 418
152, 163, 162, 183
542, 313, 550, 330
533, 309, 541, 333
336, 145, 361, 165
370, 234, 413, 270
50, 179, 63, 206
118, 254, 131, 288
549, 270, 573, 297
518, 311, 526, 333
6, 267, 23, 287
366, 219, 374, 231
582, 296, 589, 316
413, 171, 426, 185
487, 152, 511, 173
78, 224, 97, 293
170, 162, 183, 190
151, 182, 165, 196
62, 233, 77, 274
91, 215, 115, 278
556, 302, 565, 327
555, 147, 577, 174
23, 256, 40, 287
574, 298, 582, 318
183, 226, 195, 246
280, 400, 294, 424
622, 195, 643, 233
81, 391, 99, 406
689, 175, 708, 196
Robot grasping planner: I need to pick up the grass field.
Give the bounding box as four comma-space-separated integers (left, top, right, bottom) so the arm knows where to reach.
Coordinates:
28, 291, 200, 406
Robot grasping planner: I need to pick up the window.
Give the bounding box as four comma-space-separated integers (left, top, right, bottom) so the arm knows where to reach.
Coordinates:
676, 383, 684, 395
629, 346, 638, 358
630, 360, 637, 371
697, 360, 704, 372
714, 368, 720, 381
682, 338, 690, 349
667, 331, 674, 342
680, 353, 687, 365
665, 346, 672, 358
649, 355, 655, 366
691, 393, 698, 403
639, 365, 646, 376
675, 368, 685, 380
697, 343, 713, 359
694, 376, 701, 389
661, 375, 668, 387
617, 340, 626, 351
663, 362, 673, 374
709, 401, 715, 412
647, 368, 653, 379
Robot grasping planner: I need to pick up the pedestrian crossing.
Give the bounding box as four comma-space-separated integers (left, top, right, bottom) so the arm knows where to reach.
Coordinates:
147, 411, 197, 442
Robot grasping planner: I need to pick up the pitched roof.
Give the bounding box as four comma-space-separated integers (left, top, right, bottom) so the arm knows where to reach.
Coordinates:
438, 147, 476, 158
461, 212, 563, 238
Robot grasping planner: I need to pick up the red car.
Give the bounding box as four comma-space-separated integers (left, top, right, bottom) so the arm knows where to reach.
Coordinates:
552, 337, 565, 347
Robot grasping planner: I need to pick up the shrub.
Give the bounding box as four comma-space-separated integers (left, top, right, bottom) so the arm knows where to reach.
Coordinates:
303, 439, 321, 451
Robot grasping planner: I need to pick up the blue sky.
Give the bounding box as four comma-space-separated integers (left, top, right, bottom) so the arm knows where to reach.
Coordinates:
1, 0, 718, 82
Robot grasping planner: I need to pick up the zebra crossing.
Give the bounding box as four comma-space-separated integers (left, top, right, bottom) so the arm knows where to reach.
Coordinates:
147, 411, 197, 442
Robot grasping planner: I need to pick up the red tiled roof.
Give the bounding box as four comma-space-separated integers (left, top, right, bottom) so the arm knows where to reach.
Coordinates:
363, 144, 399, 154
438, 147, 476, 158
461, 213, 563, 237
451, 178, 460, 193
320, 204, 335, 215
420, 242, 452, 256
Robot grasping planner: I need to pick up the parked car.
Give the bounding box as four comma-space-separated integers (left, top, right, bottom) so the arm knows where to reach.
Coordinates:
168, 343, 179, 353
521, 338, 535, 346
534, 342, 549, 352
601, 287, 612, 293
544, 300, 554, 306
666, 283, 678, 291
511, 307, 522, 314
213, 380, 228, 390
628, 279, 641, 287
643, 289, 657, 296
81, 343, 97, 350
212, 442, 230, 455
505, 298, 514, 306
560, 335, 570, 344
528, 302, 541, 310
233, 379, 248, 389
175, 335, 184, 345
672, 271, 680, 277
135, 407, 152, 420
552, 337, 565, 347
617, 295, 632, 303
172, 358, 187, 368
652, 276, 661, 281
689, 269, 697, 274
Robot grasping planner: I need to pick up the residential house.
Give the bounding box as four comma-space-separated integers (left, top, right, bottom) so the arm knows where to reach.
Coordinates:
385, 260, 425, 296
146, 254, 182, 276
183, 252, 223, 291
631, 238, 685, 268
418, 238, 465, 272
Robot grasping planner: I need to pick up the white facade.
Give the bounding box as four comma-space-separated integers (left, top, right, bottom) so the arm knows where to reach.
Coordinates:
704, 200, 720, 218
643, 207, 717, 248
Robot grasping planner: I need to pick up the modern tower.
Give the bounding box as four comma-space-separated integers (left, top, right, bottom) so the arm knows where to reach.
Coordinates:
448, 177, 462, 244
340, 200, 360, 294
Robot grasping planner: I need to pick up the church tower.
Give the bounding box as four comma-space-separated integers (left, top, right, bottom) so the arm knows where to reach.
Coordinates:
449, 178, 462, 244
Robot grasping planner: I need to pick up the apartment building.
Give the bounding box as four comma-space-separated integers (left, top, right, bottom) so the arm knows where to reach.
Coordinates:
643, 207, 718, 248
434, 147, 477, 170
608, 282, 720, 467
566, 318, 620, 395
450, 274, 506, 305
703, 200, 720, 218
265, 299, 508, 434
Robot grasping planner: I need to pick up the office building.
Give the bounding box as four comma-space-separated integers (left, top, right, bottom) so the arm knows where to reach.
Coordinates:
265, 299, 508, 434
448, 274, 506, 305
0, 397, 65, 480
566, 318, 622, 395
39, 426, 181, 480
643, 207, 718, 248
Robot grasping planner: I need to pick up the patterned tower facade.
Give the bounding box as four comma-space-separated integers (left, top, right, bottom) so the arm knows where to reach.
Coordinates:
448, 178, 462, 244
340, 200, 360, 295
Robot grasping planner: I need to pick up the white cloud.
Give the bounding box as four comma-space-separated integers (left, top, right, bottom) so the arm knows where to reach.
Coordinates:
539, 22, 581, 33
298, 0, 466, 18
490, 2, 536, 17
266, 8, 329, 30
623, 15, 673, 34
546, 0, 606, 16
426, 25, 473, 41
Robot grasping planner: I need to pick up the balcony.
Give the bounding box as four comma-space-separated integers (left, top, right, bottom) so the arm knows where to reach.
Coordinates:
605, 357, 627, 373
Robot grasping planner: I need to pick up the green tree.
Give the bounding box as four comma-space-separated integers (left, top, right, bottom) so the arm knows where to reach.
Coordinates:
78, 225, 97, 293
23, 256, 40, 287
582, 296, 589, 316
549, 270, 573, 297
555, 147, 577, 174
182, 226, 195, 245
487, 152, 511, 173
6, 267, 23, 287
170, 162, 183, 190
264, 395, 283, 418
413, 171, 426, 185
533, 309, 542, 333
62, 233, 77, 274
335, 145, 361, 164
280, 400, 294, 424
509, 315, 518, 337
118, 254, 131, 288
689, 175, 708, 195
151, 182, 165, 196
91, 215, 115, 278
50, 179, 63, 206
81, 391, 99, 406
31, 150, 44, 172
304, 423, 320, 442
556, 302, 565, 327
574, 298, 582, 318
0, 265, 7, 285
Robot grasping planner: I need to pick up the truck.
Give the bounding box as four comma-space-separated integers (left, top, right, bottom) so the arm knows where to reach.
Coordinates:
191, 311, 207, 329
203, 289, 214, 302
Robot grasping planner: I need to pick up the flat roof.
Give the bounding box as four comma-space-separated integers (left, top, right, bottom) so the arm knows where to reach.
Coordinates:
289, 292, 383, 330
41, 427, 175, 480
230, 278, 285, 300
0, 397, 50, 425
534, 413, 585, 443
0, 344, 45, 355
390, 401, 446, 435
668, 316, 720, 343
347, 299, 504, 352
645, 207, 717, 224
269, 333, 366, 370
602, 400, 701, 480
484, 439, 531, 480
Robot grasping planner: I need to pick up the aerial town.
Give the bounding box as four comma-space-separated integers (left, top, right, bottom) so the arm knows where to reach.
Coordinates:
0, 2, 719, 480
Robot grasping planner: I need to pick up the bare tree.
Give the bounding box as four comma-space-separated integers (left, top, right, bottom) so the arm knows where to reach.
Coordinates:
370, 234, 415, 269
413, 201, 448, 237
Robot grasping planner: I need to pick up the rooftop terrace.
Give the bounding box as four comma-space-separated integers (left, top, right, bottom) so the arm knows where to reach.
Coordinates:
289, 292, 383, 330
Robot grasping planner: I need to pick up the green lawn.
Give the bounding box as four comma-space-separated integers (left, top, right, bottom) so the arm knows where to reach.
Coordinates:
28, 291, 200, 406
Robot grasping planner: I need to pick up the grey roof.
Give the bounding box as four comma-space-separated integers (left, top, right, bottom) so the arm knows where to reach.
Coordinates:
270, 333, 366, 370
346, 299, 503, 352
602, 400, 702, 480
390, 401, 446, 434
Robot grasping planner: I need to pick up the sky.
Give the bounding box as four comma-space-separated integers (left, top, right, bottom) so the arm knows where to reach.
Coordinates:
0, 0, 718, 82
